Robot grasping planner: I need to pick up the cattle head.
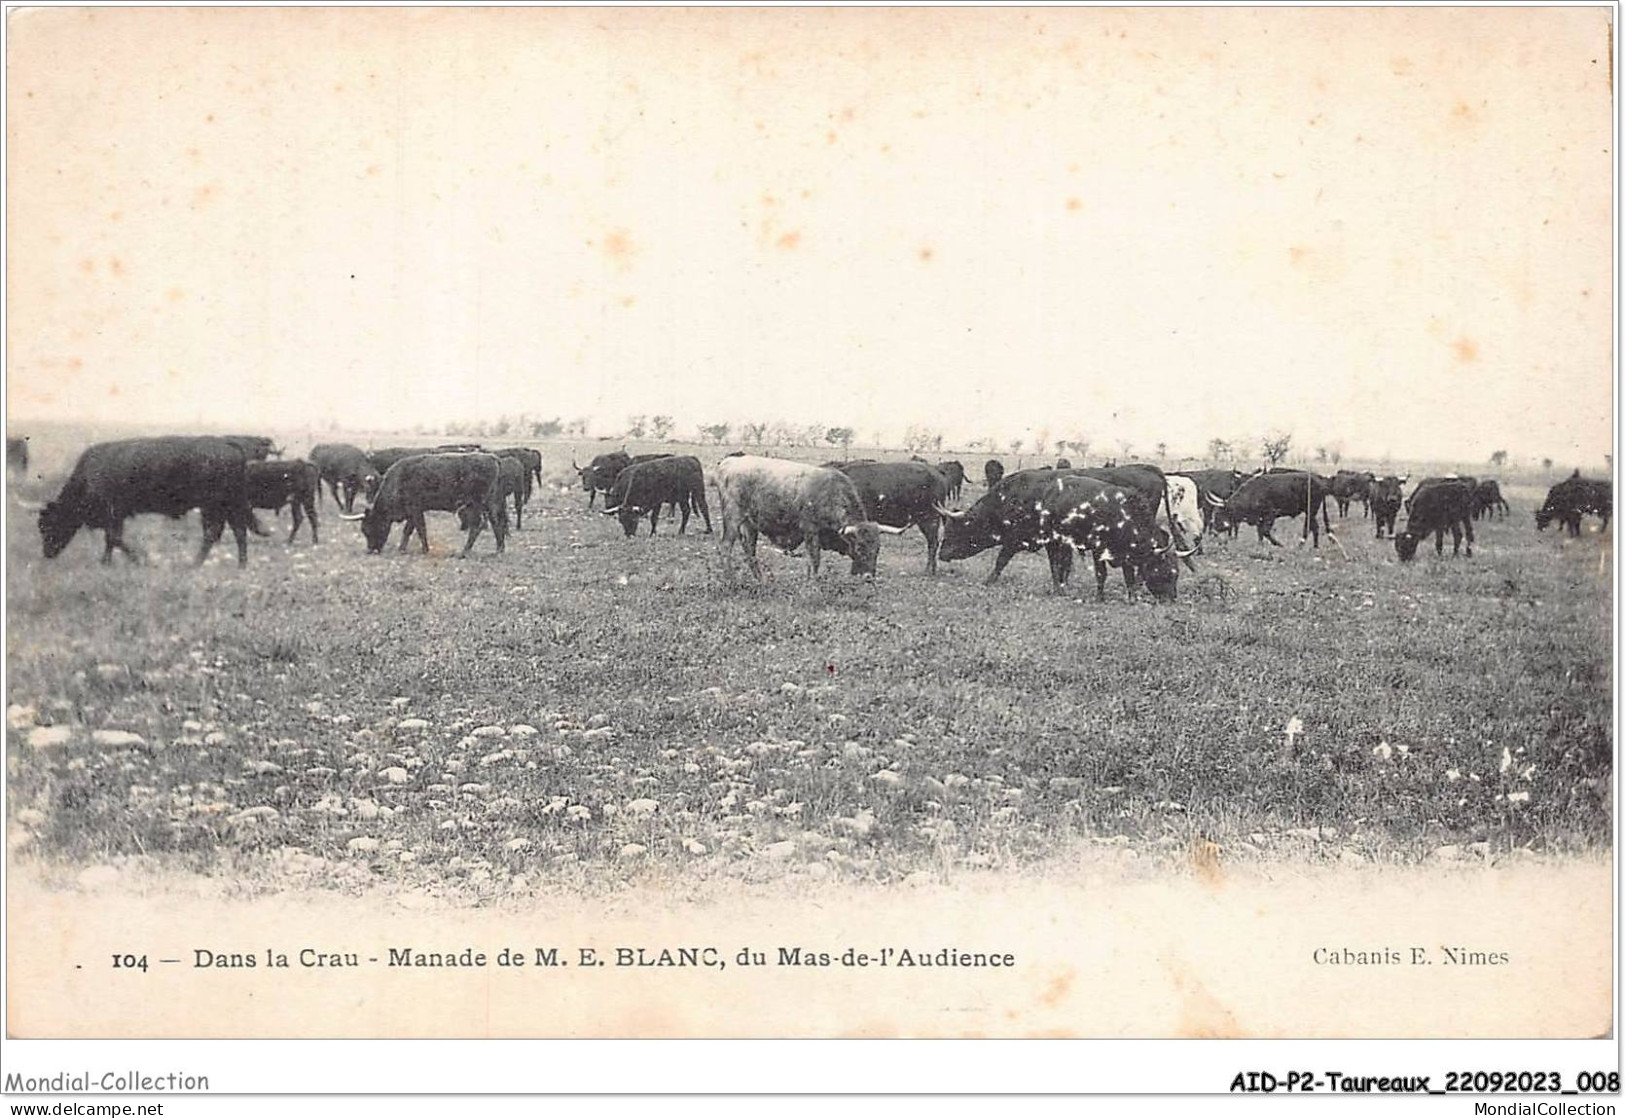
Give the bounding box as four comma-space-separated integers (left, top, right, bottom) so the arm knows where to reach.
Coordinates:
1139, 532, 1180, 601
338, 500, 394, 552
38, 499, 83, 558
1534, 506, 1554, 531
1393, 531, 1423, 561
358, 505, 393, 552
934, 499, 1002, 562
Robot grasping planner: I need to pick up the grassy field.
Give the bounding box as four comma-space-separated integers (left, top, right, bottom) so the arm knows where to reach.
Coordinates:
4, 427, 1613, 902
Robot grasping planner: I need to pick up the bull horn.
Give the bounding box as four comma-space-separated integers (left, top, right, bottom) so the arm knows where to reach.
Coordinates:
933, 502, 966, 520
13, 496, 45, 510
336, 509, 367, 520
571, 457, 581, 472
600, 505, 621, 515
1206, 493, 1226, 507
873, 523, 908, 535
1173, 541, 1198, 558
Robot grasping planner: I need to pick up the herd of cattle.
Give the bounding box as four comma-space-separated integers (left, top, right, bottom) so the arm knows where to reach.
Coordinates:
7, 434, 1614, 601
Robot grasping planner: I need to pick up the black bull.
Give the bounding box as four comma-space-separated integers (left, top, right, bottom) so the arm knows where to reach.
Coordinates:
575, 451, 671, 508
829, 460, 950, 573
340, 453, 508, 556
1395, 477, 1476, 561
935, 469, 1191, 599
246, 459, 321, 544
1210, 471, 1335, 546
601, 456, 713, 536
310, 443, 379, 512
35, 436, 263, 566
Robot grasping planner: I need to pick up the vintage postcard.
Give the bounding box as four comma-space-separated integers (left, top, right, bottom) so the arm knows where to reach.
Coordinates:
3, 4, 1613, 1074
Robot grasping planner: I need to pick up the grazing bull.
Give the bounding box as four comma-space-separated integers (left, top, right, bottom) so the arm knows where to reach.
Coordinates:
830, 460, 949, 573
574, 451, 671, 508
1472, 479, 1510, 520
713, 456, 906, 579
1394, 477, 1476, 560
7, 436, 28, 475
495, 455, 527, 530
1213, 470, 1334, 547
935, 460, 967, 502
984, 460, 1005, 489
1370, 475, 1407, 538
1075, 463, 1195, 566
602, 455, 712, 537
1330, 470, 1376, 518
220, 435, 281, 461
1536, 471, 1613, 537
936, 469, 1189, 599
36, 436, 260, 566
340, 453, 507, 556
309, 443, 379, 512
246, 459, 321, 544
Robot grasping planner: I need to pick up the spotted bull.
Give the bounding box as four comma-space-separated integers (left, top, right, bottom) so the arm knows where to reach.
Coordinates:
936, 468, 1190, 599
713, 455, 906, 579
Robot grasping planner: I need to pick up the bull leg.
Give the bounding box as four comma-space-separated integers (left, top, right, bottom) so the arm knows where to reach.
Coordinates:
1463, 517, 1474, 556
494, 502, 508, 552
741, 524, 763, 580
1258, 519, 1282, 547
1094, 558, 1109, 601
197, 508, 226, 565
1434, 528, 1445, 556
986, 543, 1021, 585
695, 488, 713, 534
587, 489, 597, 510
1045, 540, 1073, 590
921, 517, 940, 575
399, 517, 415, 551
676, 498, 690, 536
288, 501, 303, 544
649, 505, 661, 536
806, 533, 822, 577
225, 507, 250, 566
459, 510, 484, 557
415, 512, 432, 553
102, 521, 140, 564
306, 497, 319, 544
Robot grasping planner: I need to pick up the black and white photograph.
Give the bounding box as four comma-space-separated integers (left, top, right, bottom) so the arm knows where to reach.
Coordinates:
2, 3, 1615, 1087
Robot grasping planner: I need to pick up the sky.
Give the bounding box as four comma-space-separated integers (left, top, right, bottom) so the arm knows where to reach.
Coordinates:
6, 7, 1615, 464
